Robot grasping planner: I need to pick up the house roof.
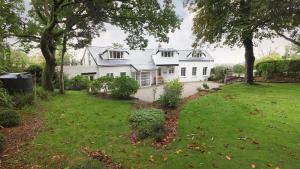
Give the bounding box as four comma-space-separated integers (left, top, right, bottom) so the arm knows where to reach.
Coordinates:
84, 46, 214, 70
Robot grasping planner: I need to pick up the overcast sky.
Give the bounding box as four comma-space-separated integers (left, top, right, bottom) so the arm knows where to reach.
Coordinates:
25, 0, 291, 64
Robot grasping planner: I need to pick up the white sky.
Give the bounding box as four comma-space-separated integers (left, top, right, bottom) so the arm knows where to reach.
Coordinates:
25, 0, 291, 64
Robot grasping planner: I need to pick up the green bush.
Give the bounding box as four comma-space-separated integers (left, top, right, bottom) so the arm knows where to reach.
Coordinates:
70, 159, 106, 169
111, 76, 139, 98
36, 87, 49, 100
129, 108, 166, 141
159, 79, 183, 108
210, 65, 232, 82
90, 76, 113, 94
0, 133, 5, 150
13, 92, 35, 108
202, 83, 209, 90
233, 64, 245, 76
0, 86, 14, 110
255, 60, 300, 79
26, 64, 43, 83
69, 75, 90, 90
0, 110, 20, 127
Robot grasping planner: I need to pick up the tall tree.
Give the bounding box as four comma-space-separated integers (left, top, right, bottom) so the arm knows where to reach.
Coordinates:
189, 0, 300, 84
19, 0, 181, 91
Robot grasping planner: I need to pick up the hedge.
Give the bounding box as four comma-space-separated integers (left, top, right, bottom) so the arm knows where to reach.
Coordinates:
255, 60, 300, 79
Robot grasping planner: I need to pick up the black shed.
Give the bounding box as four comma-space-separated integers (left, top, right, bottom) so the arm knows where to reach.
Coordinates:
0, 73, 33, 93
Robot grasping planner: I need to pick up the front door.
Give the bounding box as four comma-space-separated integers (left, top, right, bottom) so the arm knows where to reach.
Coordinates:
141, 72, 150, 87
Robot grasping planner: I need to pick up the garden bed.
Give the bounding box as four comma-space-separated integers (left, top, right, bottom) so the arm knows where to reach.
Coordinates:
255, 76, 300, 83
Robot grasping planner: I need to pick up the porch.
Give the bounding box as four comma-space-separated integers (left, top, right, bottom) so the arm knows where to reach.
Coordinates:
134, 81, 222, 102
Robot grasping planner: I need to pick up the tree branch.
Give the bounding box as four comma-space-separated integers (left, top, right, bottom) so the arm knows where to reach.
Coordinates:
276, 31, 300, 46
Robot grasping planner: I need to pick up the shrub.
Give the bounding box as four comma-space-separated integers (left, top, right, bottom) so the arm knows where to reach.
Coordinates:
111, 76, 139, 98
69, 75, 90, 90
70, 159, 106, 169
202, 83, 209, 90
159, 79, 183, 108
13, 92, 35, 108
0, 86, 14, 110
0, 134, 5, 150
36, 87, 49, 100
90, 76, 113, 94
0, 110, 20, 127
210, 65, 232, 82
129, 108, 166, 141
233, 64, 245, 77
25, 64, 43, 83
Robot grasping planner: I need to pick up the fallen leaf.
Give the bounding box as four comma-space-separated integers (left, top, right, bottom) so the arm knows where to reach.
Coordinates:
275, 167, 280, 169
149, 155, 154, 162
163, 156, 168, 161
176, 149, 182, 154
266, 163, 272, 167
251, 164, 256, 168
225, 155, 231, 160
252, 139, 259, 144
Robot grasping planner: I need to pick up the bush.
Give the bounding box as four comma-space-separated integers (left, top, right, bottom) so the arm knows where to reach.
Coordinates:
13, 92, 35, 108
159, 79, 183, 108
111, 76, 139, 98
129, 108, 166, 141
90, 76, 113, 94
25, 64, 43, 83
0, 86, 14, 110
0, 134, 5, 150
0, 110, 20, 127
69, 75, 90, 90
210, 65, 232, 82
202, 83, 209, 90
70, 159, 106, 169
36, 87, 49, 100
233, 64, 245, 77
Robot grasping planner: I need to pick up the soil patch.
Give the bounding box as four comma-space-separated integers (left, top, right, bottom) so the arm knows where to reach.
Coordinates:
0, 115, 43, 169
255, 76, 300, 83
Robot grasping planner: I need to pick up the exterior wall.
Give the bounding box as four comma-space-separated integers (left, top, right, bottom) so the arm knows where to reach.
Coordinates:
158, 66, 179, 82
97, 66, 132, 78
178, 61, 213, 82
63, 65, 97, 78
82, 50, 97, 66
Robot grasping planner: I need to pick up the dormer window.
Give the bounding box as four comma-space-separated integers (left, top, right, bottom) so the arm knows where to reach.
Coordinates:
161, 51, 174, 57
109, 51, 124, 59
192, 52, 205, 57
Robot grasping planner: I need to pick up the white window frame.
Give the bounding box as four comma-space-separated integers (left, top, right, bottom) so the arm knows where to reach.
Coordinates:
203, 67, 208, 76
106, 73, 114, 77
169, 67, 175, 74
161, 51, 174, 57
181, 67, 186, 77
120, 72, 126, 77
109, 51, 124, 59
192, 67, 197, 76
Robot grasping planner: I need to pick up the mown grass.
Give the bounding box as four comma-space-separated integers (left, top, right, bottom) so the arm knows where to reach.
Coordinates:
13, 83, 300, 169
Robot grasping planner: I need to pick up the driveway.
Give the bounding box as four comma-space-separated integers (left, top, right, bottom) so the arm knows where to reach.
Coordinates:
134, 81, 222, 102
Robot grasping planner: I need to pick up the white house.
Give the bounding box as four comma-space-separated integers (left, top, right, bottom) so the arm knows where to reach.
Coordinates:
64, 46, 214, 87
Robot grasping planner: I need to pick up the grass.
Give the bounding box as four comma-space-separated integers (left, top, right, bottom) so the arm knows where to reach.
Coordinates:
13, 83, 300, 169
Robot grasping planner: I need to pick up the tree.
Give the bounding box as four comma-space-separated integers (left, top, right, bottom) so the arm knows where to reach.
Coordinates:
189, 0, 300, 84
233, 64, 245, 77
18, 0, 181, 92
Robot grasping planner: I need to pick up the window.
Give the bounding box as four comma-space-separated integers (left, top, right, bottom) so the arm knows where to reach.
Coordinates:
158, 68, 162, 76
120, 72, 126, 77
203, 67, 208, 76
192, 67, 197, 76
169, 67, 175, 74
89, 76, 94, 81
161, 51, 174, 57
181, 67, 186, 76
192, 52, 206, 58
109, 51, 124, 59
106, 73, 114, 77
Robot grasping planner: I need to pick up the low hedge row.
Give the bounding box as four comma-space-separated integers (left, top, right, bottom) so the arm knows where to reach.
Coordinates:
255, 60, 300, 79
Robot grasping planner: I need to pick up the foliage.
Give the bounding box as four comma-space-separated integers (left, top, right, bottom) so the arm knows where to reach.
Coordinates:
54, 72, 70, 90
111, 76, 139, 98
210, 65, 231, 82
36, 87, 49, 100
0, 48, 30, 73
26, 64, 43, 83
0, 110, 20, 127
159, 79, 183, 108
90, 76, 114, 95
70, 159, 106, 169
69, 75, 90, 90
202, 83, 209, 90
0, 85, 14, 110
13, 93, 35, 108
255, 60, 300, 79
129, 108, 166, 141
233, 64, 245, 76
0, 133, 5, 150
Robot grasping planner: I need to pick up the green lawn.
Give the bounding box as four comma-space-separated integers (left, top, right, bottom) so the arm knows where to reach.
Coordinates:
14, 83, 300, 168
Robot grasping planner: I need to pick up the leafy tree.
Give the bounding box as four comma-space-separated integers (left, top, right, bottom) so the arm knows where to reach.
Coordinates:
189, 0, 300, 84
233, 64, 245, 77
17, 0, 181, 92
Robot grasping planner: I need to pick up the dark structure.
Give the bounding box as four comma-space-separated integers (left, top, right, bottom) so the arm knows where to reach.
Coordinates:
0, 73, 33, 93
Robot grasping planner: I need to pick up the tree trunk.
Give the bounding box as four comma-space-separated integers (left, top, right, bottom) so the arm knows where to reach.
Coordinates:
41, 31, 56, 91
59, 34, 67, 94
243, 37, 255, 84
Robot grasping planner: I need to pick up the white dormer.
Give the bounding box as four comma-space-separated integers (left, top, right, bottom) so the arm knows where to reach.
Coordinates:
152, 48, 179, 66
109, 51, 124, 59
191, 51, 206, 58
161, 51, 174, 57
